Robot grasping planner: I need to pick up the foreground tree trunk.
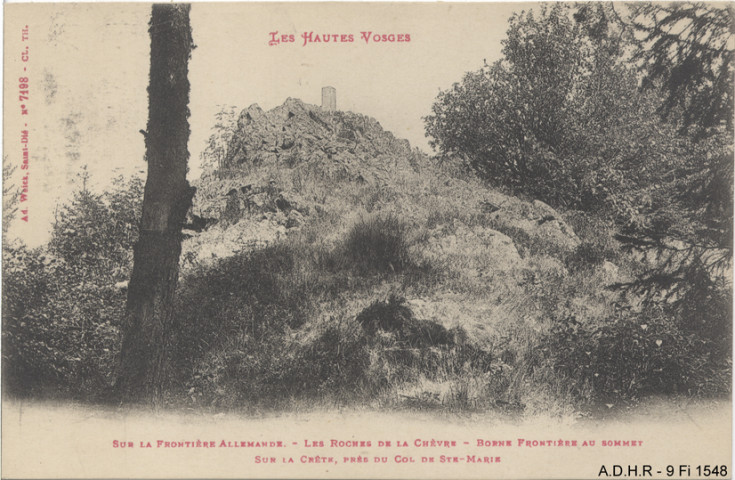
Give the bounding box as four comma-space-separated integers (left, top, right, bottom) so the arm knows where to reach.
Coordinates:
115, 4, 195, 404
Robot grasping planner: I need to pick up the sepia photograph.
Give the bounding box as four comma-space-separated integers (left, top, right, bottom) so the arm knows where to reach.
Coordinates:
2, 2, 732, 478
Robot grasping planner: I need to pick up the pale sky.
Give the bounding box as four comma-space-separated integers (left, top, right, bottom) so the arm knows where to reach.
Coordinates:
4, 2, 529, 246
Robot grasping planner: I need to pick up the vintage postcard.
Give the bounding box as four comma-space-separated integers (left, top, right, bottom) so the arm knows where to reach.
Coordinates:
2, 2, 732, 479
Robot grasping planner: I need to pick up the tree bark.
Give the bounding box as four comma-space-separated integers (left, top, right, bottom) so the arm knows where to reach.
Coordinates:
115, 4, 194, 404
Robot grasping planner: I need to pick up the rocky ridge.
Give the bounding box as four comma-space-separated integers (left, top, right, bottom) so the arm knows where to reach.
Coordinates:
179, 97, 592, 344
183, 98, 582, 278
224, 97, 412, 169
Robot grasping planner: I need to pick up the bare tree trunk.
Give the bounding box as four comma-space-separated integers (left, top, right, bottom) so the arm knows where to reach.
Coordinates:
115, 4, 194, 404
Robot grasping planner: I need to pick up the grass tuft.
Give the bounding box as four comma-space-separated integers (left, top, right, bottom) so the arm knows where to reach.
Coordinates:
345, 214, 411, 273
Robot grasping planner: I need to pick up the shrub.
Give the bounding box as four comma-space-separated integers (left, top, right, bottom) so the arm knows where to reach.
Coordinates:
564, 241, 611, 272
344, 214, 411, 273
2, 244, 122, 398
49, 176, 142, 279
2, 175, 142, 399
356, 294, 455, 348
424, 4, 682, 212
172, 244, 307, 376
540, 304, 731, 404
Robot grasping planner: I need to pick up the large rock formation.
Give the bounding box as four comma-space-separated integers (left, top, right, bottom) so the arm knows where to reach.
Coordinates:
223, 98, 411, 169
186, 97, 580, 275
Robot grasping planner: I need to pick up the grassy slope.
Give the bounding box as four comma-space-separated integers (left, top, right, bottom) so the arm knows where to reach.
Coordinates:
169, 100, 647, 416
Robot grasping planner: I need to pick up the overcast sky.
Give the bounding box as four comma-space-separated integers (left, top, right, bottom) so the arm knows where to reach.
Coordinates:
5, 2, 529, 246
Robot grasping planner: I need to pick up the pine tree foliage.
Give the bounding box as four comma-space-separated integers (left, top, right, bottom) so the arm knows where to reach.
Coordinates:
630, 3, 734, 135
616, 4, 733, 298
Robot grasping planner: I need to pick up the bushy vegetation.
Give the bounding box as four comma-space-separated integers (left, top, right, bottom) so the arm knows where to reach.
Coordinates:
345, 214, 411, 273
3, 148, 730, 413
424, 4, 682, 215
2, 175, 142, 398
3, 245, 121, 397
541, 304, 731, 402
424, 2, 732, 409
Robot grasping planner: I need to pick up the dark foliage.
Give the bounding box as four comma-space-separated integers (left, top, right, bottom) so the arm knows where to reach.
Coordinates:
356, 294, 455, 348
630, 3, 734, 135
173, 244, 308, 376
49, 175, 143, 279
2, 246, 122, 397
186, 323, 372, 408
345, 214, 411, 273
424, 4, 681, 213
171, 235, 383, 407
355, 295, 494, 384
542, 303, 731, 402
424, 2, 732, 407
613, 4, 732, 353
3, 176, 143, 398
564, 241, 615, 273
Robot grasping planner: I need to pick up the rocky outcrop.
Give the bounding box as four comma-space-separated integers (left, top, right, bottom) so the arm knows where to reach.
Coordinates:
187, 96, 581, 275
224, 98, 412, 168
486, 198, 580, 255
422, 220, 522, 276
